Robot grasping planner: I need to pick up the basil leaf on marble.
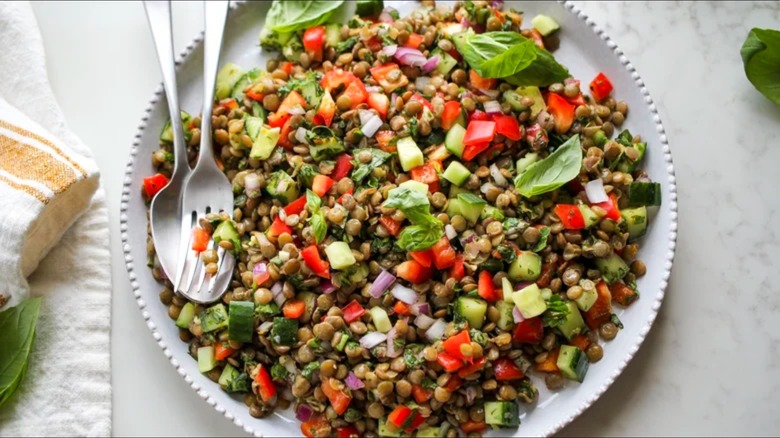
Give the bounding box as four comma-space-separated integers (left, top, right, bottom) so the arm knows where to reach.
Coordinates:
0, 297, 42, 407
741, 28, 780, 105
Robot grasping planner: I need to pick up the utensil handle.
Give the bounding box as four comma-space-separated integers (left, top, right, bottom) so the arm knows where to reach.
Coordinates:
143, 0, 189, 177
196, 0, 231, 168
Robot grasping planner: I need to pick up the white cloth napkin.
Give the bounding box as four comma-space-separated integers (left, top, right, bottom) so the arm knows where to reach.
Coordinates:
0, 2, 112, 436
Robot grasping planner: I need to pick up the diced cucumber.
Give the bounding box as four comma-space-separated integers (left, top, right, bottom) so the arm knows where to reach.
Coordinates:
249, 125, 281, 160
265, 170, 299, 204
399, 179, 429, 194
197, 346, 217, 373
448, 184, 469, 199
445, 124, 467, 158
370, 307, 392, 333
501, 277, 514, 302
325, 241, 357, 270
176, 302, 196, 329
298, 291, 318, 324
480, 205, 505, 221
245, 116, 264, 140
442, 161, 471, 186
397, 137, 424, 171
356, 0, 384, 17
594, 253, 629, 284
271, 317, 299, 345
512, 283, 547, 319
532, 14, 560, 36
496, 300, 515, 331
201, 304, 229, 333
616, 142, 646, 173
228, 300, 255, 343
431, 48, 458, 76
416, 426, 441, 438
557, 344, 589, 382
575, 287, 598, 312
578, 204, 600, 228
218, 363, 240, 387
503, 90, 526, 112
378, 419, 401, 437
557, 301, 586, 341
230, 68, 262, 101
213, 220, 241, 255
215, 63, 245, 101
621, 206, 648, 240
455, 296, 487, 329
508, 251, 542, 281
324, 24, 342, 48
456, 193, 486, 224
516, 152, 539, 174
627, 182, 661, 207
515, 86, 545, 118
160, 111, 191, 143
485, 401, 520, 427
251, 102, 267, 121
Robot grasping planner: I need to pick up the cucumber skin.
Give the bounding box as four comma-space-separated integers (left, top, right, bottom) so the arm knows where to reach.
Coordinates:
557, 345, 589, 382
228, 301, 255, 343
594, 253, 629, 284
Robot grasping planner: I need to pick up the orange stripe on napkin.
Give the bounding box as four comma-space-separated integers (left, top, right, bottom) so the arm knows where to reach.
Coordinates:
0, 119, 87, 177
0, 134, 78, 195
0, 172, 48, 203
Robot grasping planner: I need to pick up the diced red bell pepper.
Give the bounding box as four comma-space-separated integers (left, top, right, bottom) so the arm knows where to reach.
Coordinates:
396, 260, 433, 284
469, 69, 497, 90
610, 281, 639, 307
492, 114, 522, 141
409, 249, 434, 268
593, 193, 621, 221
443, 374, 464, 392
379, 216, 402, 237
463, 121, 496, 146
570, 334, 591, 351
547, 93, 575, 134
468, 109, 491, 122
316, 90, 337, 127
245, 90, 263, 102
437, 351, 464, 372
214, 343, 236, 360
457, 356, 487, 378
303, 25, 326, 61
266, 217, 293, 239
368, 92, 389, 119
584, 281, 613, 329
449, 256, 465, 281
321, 69, 360, 92
254, 266, 271, 287
388, 405, 414, 430
528, 28, 545, 49
493, 356, 525, 381
336, 426, 360, 438
442, 329, 471, 361
441, 101, 463, 130
301, 245, 330, 279
254, 364, 277, 402
409, 162, 439, 193
404, 33, 424, 49
277, 116, 295, 150
322, 378, 352, 415
477, 270, 502, 302
406, 413, 426, 433
342, 300, 366, 324
393, 300, 414, 316
462, 142, 490, 162
375, 130, 396, 153
312, 174, 335, 197
284, 195, 308, 216
331, 153, 354, 181
590, 72, 614, 101
431, 236, 456, 269
409, 93, 434, 112
563, 80, 586, 106
143, 173, 169, 199
191, 227, 210, 252
554, 204, 586, 230
370, 63, 409, 92
283, 299, 306, 319
337, 187, 353, 204
365, 36, 383, 52
512, 316, 544, 344
460, 420, 488, 434
412, 385, 433, 404
301, 415, 329, 438
219, 98, 239, 111
267, 90, 307, 128
343, 81, 368, 108
280, 61, 294, 75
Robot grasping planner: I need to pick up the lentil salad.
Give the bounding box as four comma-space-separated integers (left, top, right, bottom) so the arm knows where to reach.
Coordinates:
142, 1, 663, 437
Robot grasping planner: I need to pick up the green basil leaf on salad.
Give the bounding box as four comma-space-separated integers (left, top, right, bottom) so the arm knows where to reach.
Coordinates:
395, 220, 445, 252
266, 1, 345, 33
306, 189, 322, 214
384, 186, 443, 251
515, 134, 583, 198
309, 211, 328, 244
0, 297, 42, 407
741, 28, 780, 105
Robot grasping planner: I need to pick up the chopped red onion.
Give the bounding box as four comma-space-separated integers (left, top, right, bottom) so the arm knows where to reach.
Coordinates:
460, 17, 472, 29
362, 116, 383, 138
490, 0, 504, 7
513, 307, 525, 323
514, 281, 533, 291
381, 44, 398, 57
394, 47, 427, 67
253, 262, 268, 277
425, 318, 447, 342
288, 104, 306, 115
483, 100, 502, 114
465, 385, 478, 404
321, 278, 336, 294
445, 224, 457, 240
272, 281, 286, 306
386, 327, 401, 358
369, 270, 396, 299
459, 232, 476, 247
414, 314, 436, 330
415, 76, 431, 91
391, 284, 418, 304
244, 173, 260, 192
345, 372, 365, 390
295, 127, 309, 144
296, 404, 313, 422
378, 7, 396, 23
422, 55, 440, 73
478, 88, 500, 99
412, 302, 430, 316
258, 320, 274, 333
359, 331, 387, 349
490, 164, 508, 187
359, 109, 375, 126
585, 178, 609, 203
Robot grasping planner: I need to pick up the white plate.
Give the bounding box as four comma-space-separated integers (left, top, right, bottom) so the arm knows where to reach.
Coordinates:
121, 1, 677, 436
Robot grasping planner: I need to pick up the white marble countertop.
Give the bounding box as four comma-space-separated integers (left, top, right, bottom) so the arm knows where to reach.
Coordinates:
30, 1, 780, 436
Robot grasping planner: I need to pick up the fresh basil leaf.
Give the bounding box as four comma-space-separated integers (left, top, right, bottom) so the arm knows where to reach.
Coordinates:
384, 186, 443, 251
396, 220, 444, 252
532, 227, 550, 252
350, 148, 391, 183
514, 134, 583, 198
741, 28, 780, 105
266, 1, 345, 33
383, 186, 431, 223
310, 211, 327, 244
479, 38, 537, 78
0, 297, 41, 407
306, 189, 321, 214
